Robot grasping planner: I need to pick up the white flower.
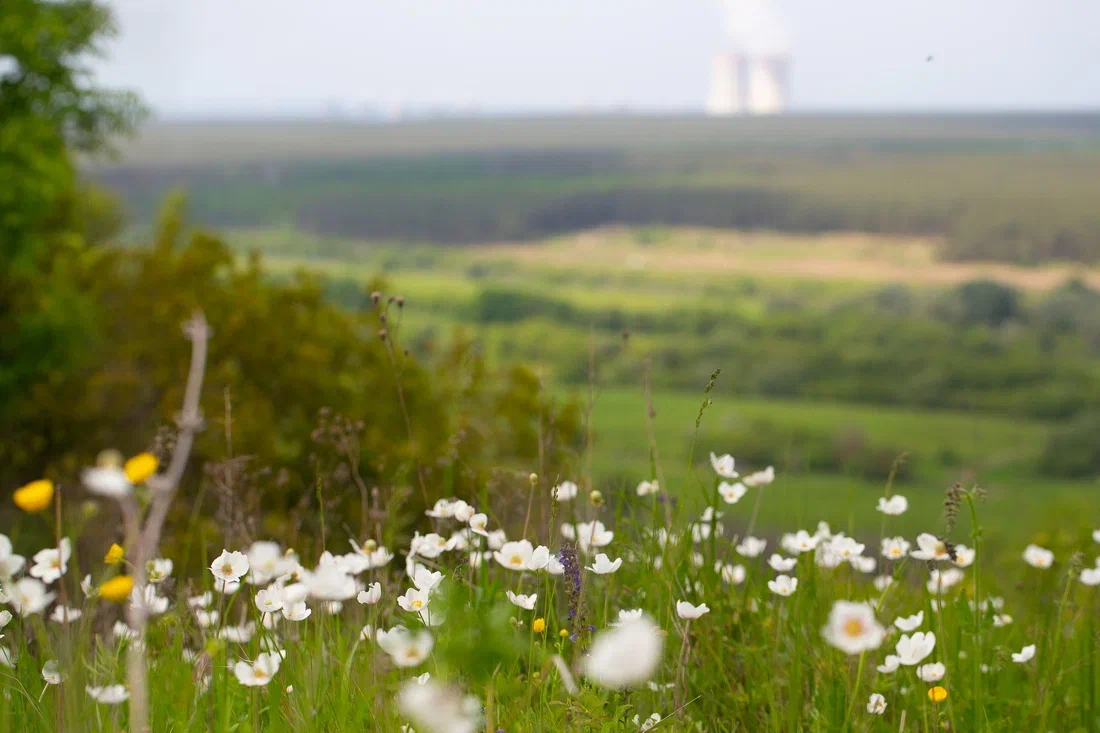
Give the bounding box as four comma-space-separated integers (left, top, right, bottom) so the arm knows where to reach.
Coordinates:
618, 608, 644, 624
255, 588, 284, 614
493, 540, 538, 571
822, 601, 886, 655
425, 499, 456, 519
546, 556, 564, 575
378, 627, 435, 668
876, 495, 908, 515
636, 480, 659, 496
736, 536, 767, 558
829, 535, 865, 561
850, 556, 876, 574
245, 541, 289, 585
1011, 644, 1036, 663
917, 662, 946, 682
130, 585, 169, 615
881, 537, 911, 560
893, 611, 924, 632
42, 659, 63, 685
49, 605, 82, 624
742, 466, 775, 487
910, 534, 951, 562
1023, 544, 1054, 569
993, 614, 1013, 628
282, 601, 312, 621
952, 545, 975, 568
398, 587, 433, 614
895, 631, 936, 666
398, 679, 481, 733
866, 692, 887, 714
782, 530, 819, 554
553, 481, 578, 502
876, 655, 900, 674
0, 536, 25, 579
1081, 568, 1100, 586
30, 539, 71, 584
583, 615, 664, 689
0, 610, 10, 628
718, 481, 747, 504
927, 568, 964, 594
486, 531, 506, 551
80, 574, 95, 598
675, 601, 709, 619
413, 568, 444, 592
587, 553, 623, 574
451, 501, 475, 523
873, 575, 894, 591
308, 565, 356, 601
86, 685, 129, 704
368, 547, 395, 568
218, 622, 256, 643
10, 578, 55, 616
113, 621, 139, 641
82, 466, 132, 498
717, 563, 746, 584
635, 712, 663, 731
358, 582, 382, 604
575, 521, 614, 552
709, 452, 738, 479
505, 590, 537, 610
527, 545, 551, 571
234, 652, 281, 687
468, 514, 489, 536
1094, 529, 1100, 544
195, 610, 219, 628
210, 550, 250, 583
143, 557, 173, 584
768, 575, 798, 597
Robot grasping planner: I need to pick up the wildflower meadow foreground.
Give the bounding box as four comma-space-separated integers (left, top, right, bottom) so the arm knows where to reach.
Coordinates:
3, 315, 1100, 733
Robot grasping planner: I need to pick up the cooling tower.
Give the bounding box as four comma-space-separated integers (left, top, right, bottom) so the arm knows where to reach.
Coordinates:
746, 55, 789, 115
706, 53, 746, 116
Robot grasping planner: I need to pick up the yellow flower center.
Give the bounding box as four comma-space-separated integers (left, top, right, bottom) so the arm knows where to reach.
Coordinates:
891, 548, 901, 557
411, 600, 423, 609
844, 619, 865, 637
220, 565, 234, 577
510, 554, 523, 565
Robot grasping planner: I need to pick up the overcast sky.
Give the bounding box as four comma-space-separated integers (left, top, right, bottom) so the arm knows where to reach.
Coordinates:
96, 0, 1100, 117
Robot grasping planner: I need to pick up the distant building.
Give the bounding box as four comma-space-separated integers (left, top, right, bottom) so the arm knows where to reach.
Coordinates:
707, 52, 790, 116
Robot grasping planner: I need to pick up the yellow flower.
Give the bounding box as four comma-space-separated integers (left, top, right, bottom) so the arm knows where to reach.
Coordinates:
559, 629, 569, 638
124, 453, 159, 484
532, 618, 546, 633
13, 479, 54, 512
99, 575, 135, 603
928, 686, 948, 703
104, 543, 125, 565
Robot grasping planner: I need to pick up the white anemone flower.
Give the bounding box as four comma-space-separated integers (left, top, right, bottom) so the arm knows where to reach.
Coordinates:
546, 556, 565, 575
86, 685, 129, 704
718, 481, 747, 504
412, 568, 444, 592
451, 500, 475, 523
255, 588, 284, 614
30, 538, 71, 584
910, 534, 951, 562
851, 556, 876, 574
494, 540, 538, 571
425, 499, 455, 519
210, 550, 250, 584
917, 662, 946, 682
145, 558, 173, 584
1011, 644, 1036, 663
553, 481, 578, 502
587, 553, 623, 574
398, 678, 482, 733
927, 568, 964, 594
49, 605, 82, 623
0, 610, 11, 628
894, 632, 936, 666
282, 602, 312, 621
234, 652, 281, 687
218, 623, 256, 643
736, 536, 767, 558
0, 534, 25, 579
398, 587, 433, 614
82, 466, 132, 498
952, 545, 976, 567
1081, 568, 1100, 586
378, 627, 434, 668
307, 565, 357, 601
505, 591, 537, 610
866, 692, 887, 714
768, 575, 798, 597
829, 535, 865, 561
636, 480, 659, 496
575, 521, 614, 553
873, 575, 894, 592
358, 582, 382, 604
188, 591, 213, 609
782, 530, 819, 554
893, 611, 924, 632
880, 537, 911, 560
10, 578, 55, 616
876, 655, 900, 673
1023, 544, 1054, 569
717, 563, 746, 584
42, 659, 63, 685
742, 466, 775, 487
768, 554, 797, 572
708, 452, 738, 479
583, 615, 664, 689
468, 514, 489, 537
822, 601, 886, 655
526, 545, 551, 571
675, 601, 710, 619
635, 712, 663, 731
876, 495, 908, 515
618, 608, 644, 624
130, 585, 169, 616
247, 541, 292, 585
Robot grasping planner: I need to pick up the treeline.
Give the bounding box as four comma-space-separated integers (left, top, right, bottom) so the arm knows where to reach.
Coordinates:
96, 135, 1100, 265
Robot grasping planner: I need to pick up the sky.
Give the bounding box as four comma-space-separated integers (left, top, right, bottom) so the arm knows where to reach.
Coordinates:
95, 0, 1100, 117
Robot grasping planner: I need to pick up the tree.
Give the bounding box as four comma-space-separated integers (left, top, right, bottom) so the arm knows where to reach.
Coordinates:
0, 0, 145, 419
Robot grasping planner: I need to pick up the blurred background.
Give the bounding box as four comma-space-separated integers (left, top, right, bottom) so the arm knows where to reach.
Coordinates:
4, 0, 1100, 561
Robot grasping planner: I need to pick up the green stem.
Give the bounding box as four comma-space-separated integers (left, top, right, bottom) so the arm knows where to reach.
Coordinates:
963, 493, 986, 730
841, 650, 866, 730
